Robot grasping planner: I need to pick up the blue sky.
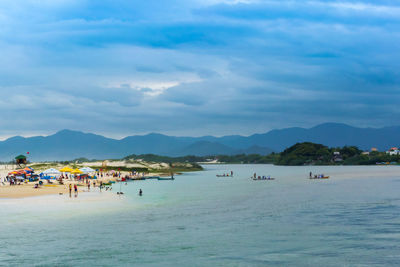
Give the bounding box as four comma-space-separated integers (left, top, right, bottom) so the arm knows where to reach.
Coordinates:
0, 0, 399, 138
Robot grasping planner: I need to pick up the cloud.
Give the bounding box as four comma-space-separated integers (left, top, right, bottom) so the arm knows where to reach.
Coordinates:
0, 0, 399, 138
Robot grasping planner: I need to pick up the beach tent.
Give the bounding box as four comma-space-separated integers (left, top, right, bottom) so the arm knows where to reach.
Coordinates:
80, 167, 95, 173
60, 167, 74, 172
71, 168, 83, 174
42, 168, 61, 175
40, 168, 61, 180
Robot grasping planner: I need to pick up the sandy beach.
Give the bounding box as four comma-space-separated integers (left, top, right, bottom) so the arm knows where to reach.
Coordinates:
0, 183, 69, 199
0, 163, 169, 199
0, 164, 115, 199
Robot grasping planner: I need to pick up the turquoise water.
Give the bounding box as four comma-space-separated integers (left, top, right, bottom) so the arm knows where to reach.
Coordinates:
1, 164, 400, 266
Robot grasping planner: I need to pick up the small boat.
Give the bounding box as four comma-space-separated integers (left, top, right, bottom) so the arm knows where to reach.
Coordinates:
310, 176, 330, 179
252, 177, 275, 181
102, 182, 112, 186
158, 177, 175, 181
216, 175, 233, 177
145, 176, 160, 180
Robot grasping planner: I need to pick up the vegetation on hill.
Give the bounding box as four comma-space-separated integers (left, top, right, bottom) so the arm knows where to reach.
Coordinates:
275, 142, 360, 165
275, 142, 399, 166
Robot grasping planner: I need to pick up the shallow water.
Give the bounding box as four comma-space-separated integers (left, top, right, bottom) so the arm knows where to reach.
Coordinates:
1, 165, 400, 266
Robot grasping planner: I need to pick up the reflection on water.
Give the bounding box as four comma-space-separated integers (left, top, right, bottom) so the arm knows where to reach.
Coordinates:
1, 165, 400, 266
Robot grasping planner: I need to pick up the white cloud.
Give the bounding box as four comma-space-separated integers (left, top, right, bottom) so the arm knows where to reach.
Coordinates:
0, 0, 399, 136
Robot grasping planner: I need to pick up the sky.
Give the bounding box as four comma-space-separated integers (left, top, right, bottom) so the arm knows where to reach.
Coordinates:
0, 0, 399, 138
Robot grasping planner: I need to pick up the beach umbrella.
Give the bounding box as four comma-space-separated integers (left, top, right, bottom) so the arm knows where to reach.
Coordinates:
59, 167, 74, 172
71, 168, 83, 174
23, 167, 33, 173
80, 167, 95, 173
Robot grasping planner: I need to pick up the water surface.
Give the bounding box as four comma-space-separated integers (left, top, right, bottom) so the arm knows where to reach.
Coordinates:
1, 165, 400, 266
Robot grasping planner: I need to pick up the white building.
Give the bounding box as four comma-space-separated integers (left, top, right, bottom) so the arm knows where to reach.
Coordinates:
386, 147, 400, 155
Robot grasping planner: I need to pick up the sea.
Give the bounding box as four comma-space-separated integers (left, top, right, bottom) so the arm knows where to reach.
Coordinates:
1, 164, 400, 266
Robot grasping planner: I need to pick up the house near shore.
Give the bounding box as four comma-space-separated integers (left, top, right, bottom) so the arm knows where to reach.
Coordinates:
386, 147, 400, 156
333, 151, 343, 162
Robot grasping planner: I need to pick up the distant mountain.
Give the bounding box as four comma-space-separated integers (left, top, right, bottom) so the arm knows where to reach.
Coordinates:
178, 141, 237, 156
235, 145, 274, 155
0, 123, 399, 161
238, 123, 400, 152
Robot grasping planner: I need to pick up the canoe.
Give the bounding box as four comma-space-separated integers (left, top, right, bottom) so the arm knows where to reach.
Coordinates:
158, 177, 175, 181
252, 178, 275, 181
145, 176, 160, 180
310, 176, 330, 179
216, 175, 233, 177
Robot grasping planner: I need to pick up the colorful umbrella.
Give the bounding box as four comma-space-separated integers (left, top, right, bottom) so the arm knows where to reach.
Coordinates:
71, 168, 83, 174
60, 167, 74, 172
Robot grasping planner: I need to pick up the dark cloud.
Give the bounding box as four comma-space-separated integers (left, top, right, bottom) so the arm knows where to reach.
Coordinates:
0, 0, 399, 137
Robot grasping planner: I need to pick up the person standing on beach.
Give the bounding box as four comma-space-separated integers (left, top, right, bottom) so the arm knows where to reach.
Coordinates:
69, 184, 72, 197
88, 181, 90, 191
74, 184, 78, 197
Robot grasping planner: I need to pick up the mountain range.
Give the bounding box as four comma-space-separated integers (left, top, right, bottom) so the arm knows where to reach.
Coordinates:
1, 123, 399, 161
